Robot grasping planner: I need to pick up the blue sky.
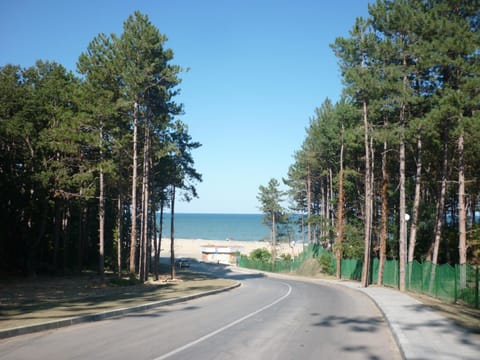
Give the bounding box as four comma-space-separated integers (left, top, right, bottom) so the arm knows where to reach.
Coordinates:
1, 0, 371, 213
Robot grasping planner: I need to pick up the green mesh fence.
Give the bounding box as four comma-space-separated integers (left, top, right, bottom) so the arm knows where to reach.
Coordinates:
383, 259, 399, 288
405, 261, 479, 307
238, 245, 479, 309
456, 264, 480, 308
341, 258, 362, 281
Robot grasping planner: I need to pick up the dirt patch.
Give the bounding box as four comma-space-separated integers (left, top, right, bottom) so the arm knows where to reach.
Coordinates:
295, 258, 336, 279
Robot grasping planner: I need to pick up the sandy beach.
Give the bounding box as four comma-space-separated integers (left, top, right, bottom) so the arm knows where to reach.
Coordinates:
159, 238, 305, 260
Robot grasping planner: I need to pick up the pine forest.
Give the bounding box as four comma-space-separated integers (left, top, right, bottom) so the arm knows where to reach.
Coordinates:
1, 1, 479, 288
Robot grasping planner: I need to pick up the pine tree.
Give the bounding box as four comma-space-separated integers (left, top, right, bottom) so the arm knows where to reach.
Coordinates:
257, 179, 285, 268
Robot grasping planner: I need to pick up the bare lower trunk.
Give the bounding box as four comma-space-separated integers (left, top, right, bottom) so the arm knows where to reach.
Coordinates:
156, 201, 165, 280
458, 131, 467, 288
170, 186, 176, 280
335, 126, 345, 279
139, 124, 150, 282
399, 133, 406, 291
378, 140, 388, 286
335, 169, 344, 279
431, 142, 448, 265
307, 167, 312, 244
429, 141, 448, 293
272, 212, 276, 269
129, 101, 139, 275
329, 168, 335, 232
408, 137, 422, 263
321, 185, 326, 242
99, 166, 105, 279
458, 132, 466, 264
153, 203, 159, 280
361, 98, 372, 288
117, 191, 123, 278
98, 125, 105, 279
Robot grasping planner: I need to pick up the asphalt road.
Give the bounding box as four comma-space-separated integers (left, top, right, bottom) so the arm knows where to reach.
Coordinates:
0, 265, 401, 360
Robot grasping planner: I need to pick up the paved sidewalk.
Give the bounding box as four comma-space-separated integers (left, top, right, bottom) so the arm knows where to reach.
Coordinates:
330, 280, 480, 360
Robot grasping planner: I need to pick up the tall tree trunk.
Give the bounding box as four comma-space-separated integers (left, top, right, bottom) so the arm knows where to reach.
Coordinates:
378, 140, 388, 286
139, 123, 150, 282
408, 137, 422, 263
99, 126, 105, 279
458, 129, 467, 288
272, 211, 276, 269
129, 101, 139, 275
153, 203, 158, 280
117, 189, 123, 278
398, 54, 409, 292
399, 124, 407, 291
335, 125, 345, 279
429, 139, 448, 292
321, 183, 326, 243
361, 97, 372, 288
155, 200, 164, 281
147, 203, 153, 275
431, 141, 448, 265
170, 186, 176, 280
329, 168, 334, 232
306, 166, 312, 244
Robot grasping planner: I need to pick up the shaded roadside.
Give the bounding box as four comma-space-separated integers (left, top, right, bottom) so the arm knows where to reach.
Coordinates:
0, 267, 236, 337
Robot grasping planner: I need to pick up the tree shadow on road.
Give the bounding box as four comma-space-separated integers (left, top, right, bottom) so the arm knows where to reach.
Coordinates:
312, 314, 384, 333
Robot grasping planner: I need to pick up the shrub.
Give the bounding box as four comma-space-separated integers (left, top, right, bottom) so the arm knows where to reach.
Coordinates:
318, 253, 335, 275
250, 248, 272, 263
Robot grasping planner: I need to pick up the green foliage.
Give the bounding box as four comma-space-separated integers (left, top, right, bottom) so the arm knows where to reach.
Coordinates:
284, 0, 480, 270
249, 248, 272, 263
280, 253, 292, 262
318, 253, 335, 275
257, 178, 285, 224
0, 11, 201, 277
334, 223, 365, 259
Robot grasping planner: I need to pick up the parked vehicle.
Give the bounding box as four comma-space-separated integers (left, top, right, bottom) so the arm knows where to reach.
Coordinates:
175, 259, 190, 268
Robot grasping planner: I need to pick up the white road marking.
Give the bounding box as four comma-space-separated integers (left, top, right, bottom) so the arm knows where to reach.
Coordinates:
152, 282, 293, 360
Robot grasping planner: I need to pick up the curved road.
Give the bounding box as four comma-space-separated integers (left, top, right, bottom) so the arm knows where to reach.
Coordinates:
0, 266, 401, 360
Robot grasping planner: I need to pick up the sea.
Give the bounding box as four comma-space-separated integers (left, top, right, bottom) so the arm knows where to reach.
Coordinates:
158, 213, 303, 242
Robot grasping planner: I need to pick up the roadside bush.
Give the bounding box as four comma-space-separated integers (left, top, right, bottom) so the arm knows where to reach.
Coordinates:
250, 248, 272, 263
318, 253, 335, 275
280, 253, 292, 262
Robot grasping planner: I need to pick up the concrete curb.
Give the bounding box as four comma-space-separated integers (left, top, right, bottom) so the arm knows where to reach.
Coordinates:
0, 282, 241, 340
